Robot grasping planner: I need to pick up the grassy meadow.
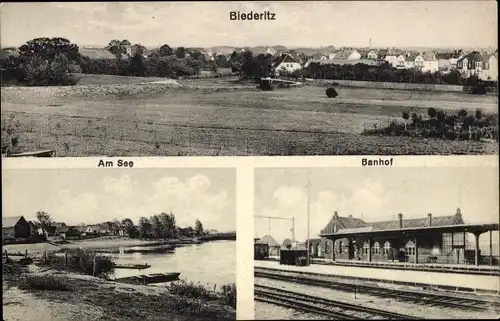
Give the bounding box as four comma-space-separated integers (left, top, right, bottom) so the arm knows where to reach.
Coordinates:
1, 76, 498, 156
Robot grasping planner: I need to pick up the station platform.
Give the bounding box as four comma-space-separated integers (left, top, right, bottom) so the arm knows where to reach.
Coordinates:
254, 260, 500, 293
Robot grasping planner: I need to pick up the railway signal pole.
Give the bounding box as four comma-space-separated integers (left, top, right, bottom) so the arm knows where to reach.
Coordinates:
254, 215, 295, 243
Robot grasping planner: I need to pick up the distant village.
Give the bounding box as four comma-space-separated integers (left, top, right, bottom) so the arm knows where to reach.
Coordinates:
68, 43, 499, 81
2, 214, 221, 244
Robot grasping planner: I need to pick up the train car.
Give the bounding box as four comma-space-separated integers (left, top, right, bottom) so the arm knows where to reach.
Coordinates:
254, 242, 269, 260
279, 248, 309, 266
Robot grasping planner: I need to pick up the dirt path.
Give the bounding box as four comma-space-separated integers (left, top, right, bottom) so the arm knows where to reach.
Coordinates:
3, 285, 103, 321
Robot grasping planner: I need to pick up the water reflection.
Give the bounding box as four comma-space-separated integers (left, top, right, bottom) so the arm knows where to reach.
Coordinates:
111, 240, 236, 287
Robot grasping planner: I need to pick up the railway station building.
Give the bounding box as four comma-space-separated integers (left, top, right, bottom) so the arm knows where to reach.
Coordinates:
315, 208, 499, 266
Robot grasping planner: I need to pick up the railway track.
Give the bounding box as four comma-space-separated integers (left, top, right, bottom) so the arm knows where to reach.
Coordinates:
255, 283, 422, 320
255, 268, 500, 312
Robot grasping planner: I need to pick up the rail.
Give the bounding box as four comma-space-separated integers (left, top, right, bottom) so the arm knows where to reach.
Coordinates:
255, 267, 500, 311
255, 284, 422, 320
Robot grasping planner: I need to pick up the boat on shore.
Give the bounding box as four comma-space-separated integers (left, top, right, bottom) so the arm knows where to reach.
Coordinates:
123, 245, 175, 254
113, 263, 151, 270
114, 272, 181, 285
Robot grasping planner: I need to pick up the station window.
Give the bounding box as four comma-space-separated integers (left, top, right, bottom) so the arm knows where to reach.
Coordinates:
384, 241, 391, 255
406, 241, 416, 256
363, 242, 370, 255
373, 242, 381, 255
338, 241, 343, 254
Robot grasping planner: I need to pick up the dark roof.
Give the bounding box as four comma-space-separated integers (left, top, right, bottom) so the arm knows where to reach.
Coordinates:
2, 216, 24, 228
321, 209, 465, 235
79, 48, 117, 60
257, 235, 280, 247
52, 222, 66, 228
457, 51, 485, 63
274, 54, 299, 66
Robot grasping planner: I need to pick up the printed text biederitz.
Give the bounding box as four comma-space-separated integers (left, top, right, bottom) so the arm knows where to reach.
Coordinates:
361, 158, 394, 167
230, 11, 276, 21
97, 159, 134, 168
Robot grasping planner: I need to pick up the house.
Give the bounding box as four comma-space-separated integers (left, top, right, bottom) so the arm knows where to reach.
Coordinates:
456, 51, 495, 80
319, 209, 467, 264
56, 226, 81, 240
395, 55, 407, 69
334, 49, 361, 60
2, 216, 31, 240
256, 235, 281, 256
85, 225, 101, 235
273, 54, 302, 75
367, 50, 378, 60
421, 52, 438, 73
486, 53, 498, 81
405, 52, 423, 69
384, 55, 399, 67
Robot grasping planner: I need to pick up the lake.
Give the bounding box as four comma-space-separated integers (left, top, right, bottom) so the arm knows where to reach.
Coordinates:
110, 240, 236, 288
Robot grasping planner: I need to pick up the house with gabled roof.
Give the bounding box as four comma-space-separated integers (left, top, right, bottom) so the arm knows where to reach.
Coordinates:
315, 209, 477, 263
256, 235, 281, 256
2, 216, 31, 240
273, 54, 302, 76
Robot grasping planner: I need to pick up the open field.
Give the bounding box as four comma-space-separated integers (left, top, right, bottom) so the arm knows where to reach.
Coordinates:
2, 77, 498, 156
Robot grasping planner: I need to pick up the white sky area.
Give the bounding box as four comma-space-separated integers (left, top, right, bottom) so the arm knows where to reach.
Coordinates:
2, 169, 236, 232
0, 1, 497, 48
254, 167, 499, 244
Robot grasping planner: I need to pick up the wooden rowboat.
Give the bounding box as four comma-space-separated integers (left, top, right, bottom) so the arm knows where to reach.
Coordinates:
115, 272, 181, 285
112, 263, 151, 270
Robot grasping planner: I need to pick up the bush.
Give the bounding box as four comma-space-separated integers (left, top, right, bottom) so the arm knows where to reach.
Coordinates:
325, 87, 338, 98
42, 249, 115, 278
167, 280, 213, 299
221, 283, 236, 309
18, 275, 73, 291
471, 85, 487, 95
259, 79, 273, 91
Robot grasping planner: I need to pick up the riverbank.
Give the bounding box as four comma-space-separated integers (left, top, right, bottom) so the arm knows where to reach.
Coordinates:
3, 262, 236, 321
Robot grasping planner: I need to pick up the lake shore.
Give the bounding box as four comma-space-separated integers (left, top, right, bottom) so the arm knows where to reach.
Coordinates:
3, 262, 236, 321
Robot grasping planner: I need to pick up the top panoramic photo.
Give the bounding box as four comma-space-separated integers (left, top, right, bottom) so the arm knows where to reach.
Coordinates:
1, 1, 498, 157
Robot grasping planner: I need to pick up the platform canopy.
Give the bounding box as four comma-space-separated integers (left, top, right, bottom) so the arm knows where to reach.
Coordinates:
320, 223, 500, 239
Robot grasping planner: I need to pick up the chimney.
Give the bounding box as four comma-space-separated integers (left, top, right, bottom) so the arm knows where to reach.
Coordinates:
398, 213, 403, 229
333, 211, 339, 219
427, 213, 432, 227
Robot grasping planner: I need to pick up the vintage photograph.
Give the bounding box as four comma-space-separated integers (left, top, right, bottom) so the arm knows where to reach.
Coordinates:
1, 1, 498, 157
253, 167, 499, 319
2, 168, 236, 321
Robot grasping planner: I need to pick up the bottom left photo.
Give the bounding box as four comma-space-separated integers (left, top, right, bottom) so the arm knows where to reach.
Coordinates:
2, 167, 237, 321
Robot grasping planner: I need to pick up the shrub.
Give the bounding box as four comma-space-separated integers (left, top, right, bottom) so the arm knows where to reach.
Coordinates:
42, 249, 115, 278
167, 280, 212, 299
325, 87, 338, 98
221, 283, 236, 309
18, 275, 73, 291
259, 79, 273, 91
471, 85, 487, 95
427, 107, 437, 118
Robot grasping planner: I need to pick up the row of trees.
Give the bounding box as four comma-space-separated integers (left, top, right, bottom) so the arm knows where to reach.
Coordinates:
34, 210, 206, 240
300, 61, 496, 86
0, 37, 229, 86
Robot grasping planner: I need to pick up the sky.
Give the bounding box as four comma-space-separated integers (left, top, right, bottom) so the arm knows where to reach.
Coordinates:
0, 1, 497, 49
254, 167, 499, 244
2, 168, 236, 232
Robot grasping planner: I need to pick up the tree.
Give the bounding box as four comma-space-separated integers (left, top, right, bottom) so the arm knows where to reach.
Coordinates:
458, 109, 468, 118
158, 44, 173, 56
19, 37, 79, 62
150, 215, 164, 239
175, 47, 186, 59
194, 219, 204, 236
106, 39, 125, 57
129, 53, 146, 77
138, 217, 152, 238
159, 212, 176, 238
475, 109, 483, 120
402, 111, 410, 131
36, 211, 52, 235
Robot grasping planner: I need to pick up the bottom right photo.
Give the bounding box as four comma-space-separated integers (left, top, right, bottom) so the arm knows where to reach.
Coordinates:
253, 166, 499, 320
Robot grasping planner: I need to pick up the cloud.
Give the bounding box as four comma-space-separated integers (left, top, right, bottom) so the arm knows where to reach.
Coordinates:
255, 179, 390, 244
5, 172, 234, 232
